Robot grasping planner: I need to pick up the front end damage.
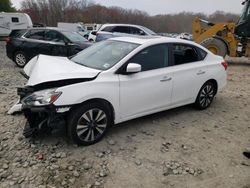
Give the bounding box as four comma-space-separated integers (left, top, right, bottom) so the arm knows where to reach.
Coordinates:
17, 87, 70, 138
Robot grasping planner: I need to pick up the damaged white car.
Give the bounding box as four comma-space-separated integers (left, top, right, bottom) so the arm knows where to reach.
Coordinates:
12, 37, 227, 145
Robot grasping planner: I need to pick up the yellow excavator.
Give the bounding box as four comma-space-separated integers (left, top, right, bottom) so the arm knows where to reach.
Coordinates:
192, 0, 250, 57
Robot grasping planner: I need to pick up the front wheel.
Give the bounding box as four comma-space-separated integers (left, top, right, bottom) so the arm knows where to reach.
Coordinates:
67, 102, 111, 146
195, 82, 216, 110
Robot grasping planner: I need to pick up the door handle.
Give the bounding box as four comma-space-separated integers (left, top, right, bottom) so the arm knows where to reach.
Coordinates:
197, 70, 206, 75
160, 76, 172, 82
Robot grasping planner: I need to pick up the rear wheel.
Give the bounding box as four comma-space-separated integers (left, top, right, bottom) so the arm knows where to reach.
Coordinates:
67, 102, 111, 146
200, 38, 228, 57
14, 51, 27, 68
195, 82, 216, 110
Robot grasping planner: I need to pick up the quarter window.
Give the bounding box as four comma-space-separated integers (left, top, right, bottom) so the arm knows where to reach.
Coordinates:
129, 44, 169, 71
25, 30, 45, 40
173, 44, 200, 65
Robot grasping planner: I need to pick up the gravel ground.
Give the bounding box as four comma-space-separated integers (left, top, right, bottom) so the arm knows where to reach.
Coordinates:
0, 41, 250, 188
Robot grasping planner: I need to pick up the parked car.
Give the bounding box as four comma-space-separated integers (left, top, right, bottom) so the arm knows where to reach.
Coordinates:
12, 37, 227, 145
177, 33, 193, 41
6, 27, 92, 67
0, 12, 33, 37
95, 24, 157, 42
88, 30, 97, 42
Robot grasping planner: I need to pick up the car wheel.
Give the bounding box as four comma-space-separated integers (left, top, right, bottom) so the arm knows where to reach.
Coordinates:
195, 82, 216, 110
14, 51, 27, 68
67, 102, 111, 146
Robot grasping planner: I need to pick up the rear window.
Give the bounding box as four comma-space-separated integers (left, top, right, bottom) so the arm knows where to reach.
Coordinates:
9, 29, 27, 38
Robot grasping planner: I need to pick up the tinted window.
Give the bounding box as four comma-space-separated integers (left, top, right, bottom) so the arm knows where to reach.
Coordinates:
45, 30, 64, 43
25, 30, 45, 40
129, 44, 168, 71
113, 26, 130, 34
173, 44, 199, 65
101, 26, 115, 32
11, 17, 19, 23
130, 27, 145, 35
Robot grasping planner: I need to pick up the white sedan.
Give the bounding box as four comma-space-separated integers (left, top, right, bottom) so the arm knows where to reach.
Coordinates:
16, 36, 227, 145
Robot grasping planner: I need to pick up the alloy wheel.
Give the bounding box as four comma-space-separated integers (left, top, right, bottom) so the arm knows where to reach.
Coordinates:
15, 53, 26, 67
76, 108, 107, 142
199, 84, 215, 108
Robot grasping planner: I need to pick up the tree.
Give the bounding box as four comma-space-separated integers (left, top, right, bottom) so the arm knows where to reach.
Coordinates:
0, 0, 16, 12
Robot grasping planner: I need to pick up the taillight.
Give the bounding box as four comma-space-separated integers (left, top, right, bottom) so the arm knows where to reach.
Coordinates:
5, 37, 11, 44
221, 61, 228, 70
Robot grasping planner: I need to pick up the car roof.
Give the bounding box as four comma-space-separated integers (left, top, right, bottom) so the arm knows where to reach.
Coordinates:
110, 36, 195, 45
26, 27, 73, 32
101, 23, 145, 28
109, 36, 211, 53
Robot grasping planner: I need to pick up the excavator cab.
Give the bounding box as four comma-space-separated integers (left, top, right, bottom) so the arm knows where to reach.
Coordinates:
235, 0, 250, 37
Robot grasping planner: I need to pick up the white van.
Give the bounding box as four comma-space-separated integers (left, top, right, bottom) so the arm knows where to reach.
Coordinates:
0, 12, 33, 37
57, 22, 88, 37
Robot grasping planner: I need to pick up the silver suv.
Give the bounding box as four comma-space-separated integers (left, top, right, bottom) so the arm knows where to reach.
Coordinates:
96, 24, 157, 42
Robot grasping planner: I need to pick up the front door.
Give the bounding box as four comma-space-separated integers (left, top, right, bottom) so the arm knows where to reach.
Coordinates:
118, 44, 173, 120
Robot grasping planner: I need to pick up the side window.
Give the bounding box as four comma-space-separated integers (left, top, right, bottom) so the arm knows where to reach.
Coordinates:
129, 44, 168, 71
113, 26, 130, 34
101, 26, 115, 32
11, 17, 19, 23
130, 27, 145, 35
25, 30, 45, 40
173, 44, 199, 65
45, 30, 64, 43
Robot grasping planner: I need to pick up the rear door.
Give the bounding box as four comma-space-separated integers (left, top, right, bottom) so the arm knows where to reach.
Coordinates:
170, 43, 209, 105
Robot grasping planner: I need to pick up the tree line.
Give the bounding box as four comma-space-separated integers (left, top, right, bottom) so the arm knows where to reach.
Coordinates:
17, 0, 240, 33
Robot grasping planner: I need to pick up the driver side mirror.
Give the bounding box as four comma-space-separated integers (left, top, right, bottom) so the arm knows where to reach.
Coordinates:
126, 63, 141, 73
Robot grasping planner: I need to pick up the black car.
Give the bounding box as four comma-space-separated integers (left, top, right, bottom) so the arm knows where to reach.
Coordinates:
6, 27, 92, 67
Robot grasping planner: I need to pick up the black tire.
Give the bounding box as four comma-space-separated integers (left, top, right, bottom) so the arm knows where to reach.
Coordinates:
194, 81, 216, 110
200, 38, 228, 57
14, 51, 27, 68
67, 102, 111, 146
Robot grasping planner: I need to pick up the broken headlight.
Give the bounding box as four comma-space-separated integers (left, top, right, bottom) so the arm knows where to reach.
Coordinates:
22, 89, 62, 106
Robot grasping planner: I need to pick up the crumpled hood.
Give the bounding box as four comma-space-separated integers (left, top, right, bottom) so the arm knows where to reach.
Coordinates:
24, 55, 101, 86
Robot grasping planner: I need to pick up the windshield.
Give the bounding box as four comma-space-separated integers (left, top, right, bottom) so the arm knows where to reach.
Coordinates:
61, 31, 88, 42
71, 40, 139, 70
238, 1, 250, 24
141, 26, 157, 35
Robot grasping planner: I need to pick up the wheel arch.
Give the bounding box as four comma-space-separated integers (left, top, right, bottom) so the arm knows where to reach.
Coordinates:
71, 98, 116, 125
204, 79, 218, 95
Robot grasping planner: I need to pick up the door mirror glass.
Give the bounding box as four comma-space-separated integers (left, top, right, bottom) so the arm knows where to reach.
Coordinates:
126, 63, 141, 73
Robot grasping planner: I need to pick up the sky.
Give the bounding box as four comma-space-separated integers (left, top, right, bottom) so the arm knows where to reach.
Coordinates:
11, 0, 243, 15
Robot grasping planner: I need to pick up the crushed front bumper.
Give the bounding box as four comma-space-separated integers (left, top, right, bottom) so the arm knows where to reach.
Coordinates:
15, 87, 71, 137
